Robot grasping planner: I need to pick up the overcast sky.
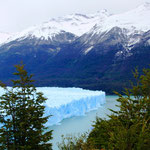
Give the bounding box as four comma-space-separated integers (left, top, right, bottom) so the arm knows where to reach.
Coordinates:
0, 0, 149, 33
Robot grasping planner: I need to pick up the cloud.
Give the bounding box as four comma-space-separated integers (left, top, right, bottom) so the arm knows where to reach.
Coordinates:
0, 0, 148, 32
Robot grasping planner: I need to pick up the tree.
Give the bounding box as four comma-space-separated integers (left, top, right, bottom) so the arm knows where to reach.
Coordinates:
0, 63, 52, 150
87, 68, 150, 150
57, 133, 90, 150
58, 67, 150, 150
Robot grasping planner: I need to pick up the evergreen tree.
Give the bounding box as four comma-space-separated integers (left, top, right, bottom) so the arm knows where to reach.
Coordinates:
57, 68, 150, 150
0, 63, 52, 150
87, 68, 150, 150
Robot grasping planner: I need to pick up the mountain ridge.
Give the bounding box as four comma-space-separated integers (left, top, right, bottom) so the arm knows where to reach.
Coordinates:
0, 3, 150, 94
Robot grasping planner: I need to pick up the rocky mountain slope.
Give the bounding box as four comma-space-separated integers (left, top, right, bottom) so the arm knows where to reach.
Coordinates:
0, 3, 150, 93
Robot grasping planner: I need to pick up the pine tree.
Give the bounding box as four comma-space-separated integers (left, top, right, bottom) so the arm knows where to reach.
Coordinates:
87, 68, 150, 150
57, 68, 150, 149
0, 63, 52, 150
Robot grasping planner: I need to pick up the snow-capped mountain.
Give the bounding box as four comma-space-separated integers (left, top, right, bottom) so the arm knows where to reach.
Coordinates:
3, 10, 110, 45
78, 2, 150, 56
0, 3, 150, 94
1, 2, 150, 46
92, 2, 150, 34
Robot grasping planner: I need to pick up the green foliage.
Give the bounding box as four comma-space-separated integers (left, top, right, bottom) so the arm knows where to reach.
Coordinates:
87, 117, 114, 149
87, 68, 150, 150
58, 67, 150, 150
57, 133, 90, 150
0, 63, 52, 150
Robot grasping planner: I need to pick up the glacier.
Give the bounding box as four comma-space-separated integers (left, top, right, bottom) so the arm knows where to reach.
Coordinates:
37, 87, 105, 126
0, 87, 105, 126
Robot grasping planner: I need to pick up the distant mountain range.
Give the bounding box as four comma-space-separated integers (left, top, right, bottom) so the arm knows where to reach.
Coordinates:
0, 3, 150, 94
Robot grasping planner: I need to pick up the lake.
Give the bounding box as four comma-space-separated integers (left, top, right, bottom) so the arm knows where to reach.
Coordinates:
50, 95, 119, 150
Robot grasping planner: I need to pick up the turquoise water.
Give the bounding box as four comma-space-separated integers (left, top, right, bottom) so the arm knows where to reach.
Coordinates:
50, 95, 119, 150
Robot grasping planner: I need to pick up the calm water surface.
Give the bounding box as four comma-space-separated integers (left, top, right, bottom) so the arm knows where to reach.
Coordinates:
50, 95, 119, 150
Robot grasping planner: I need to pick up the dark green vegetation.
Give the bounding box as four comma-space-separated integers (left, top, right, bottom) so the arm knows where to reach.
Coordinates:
57, 134, 89, 150
58, 68, 150, 150
0, 63, 52, 150
0, 28, 150, 94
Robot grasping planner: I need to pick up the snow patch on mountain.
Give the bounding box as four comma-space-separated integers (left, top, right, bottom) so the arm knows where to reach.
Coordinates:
0, 32, 13, 45
12, 26, 64, 41
84, 46, 94, 54
147, 39, 150, 45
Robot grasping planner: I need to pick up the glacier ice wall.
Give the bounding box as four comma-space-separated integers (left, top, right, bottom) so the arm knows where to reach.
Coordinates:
36, 87, 106, 126
0, 87, 105, 126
